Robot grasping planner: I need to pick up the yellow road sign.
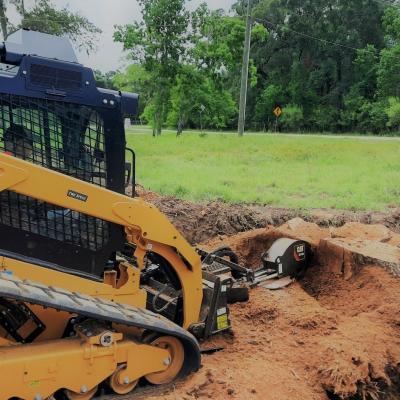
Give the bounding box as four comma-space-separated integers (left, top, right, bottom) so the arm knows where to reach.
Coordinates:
273, 106, 282, 118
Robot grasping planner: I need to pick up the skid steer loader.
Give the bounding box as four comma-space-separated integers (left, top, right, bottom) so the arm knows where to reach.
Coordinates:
0, 30, 311, 400
0, 30, 212, 400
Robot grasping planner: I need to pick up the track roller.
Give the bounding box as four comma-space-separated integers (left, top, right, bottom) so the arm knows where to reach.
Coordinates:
108, 364, 139, 395
145, 336, 185, 385
64, 386, 98, 400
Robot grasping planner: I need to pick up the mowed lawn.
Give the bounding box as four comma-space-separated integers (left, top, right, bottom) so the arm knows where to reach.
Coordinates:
126, 129, 400, 211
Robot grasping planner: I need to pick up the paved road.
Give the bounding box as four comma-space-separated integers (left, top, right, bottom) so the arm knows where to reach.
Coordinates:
126, 127, 400, 141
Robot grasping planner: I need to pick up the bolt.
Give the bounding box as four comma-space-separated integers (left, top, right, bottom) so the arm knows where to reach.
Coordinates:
163, 358, 171, 366
123, 377, 130, 385
100, 332, 113, 347
80, 385, 88, 394
34, 395, 42, 400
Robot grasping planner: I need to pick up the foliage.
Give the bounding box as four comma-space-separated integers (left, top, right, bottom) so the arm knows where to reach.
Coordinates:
386, 97, 400, 129
280, 104, 303, 131
94, 70, 117, 90
114, 2, 267, 134
112, 65, 151, 116
313, 106, 340, 132
114, 0, 190, 136
377, 44, 400, 97
0, 0, 101, 54
241, 0, 396, 133
254, 84, 285, 129
165, 65, 237, 130
22, 0, 101, 53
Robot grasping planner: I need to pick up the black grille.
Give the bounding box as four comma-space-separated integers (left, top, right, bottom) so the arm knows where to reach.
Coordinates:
0, 94, 109, 251
30, 64, 82, 90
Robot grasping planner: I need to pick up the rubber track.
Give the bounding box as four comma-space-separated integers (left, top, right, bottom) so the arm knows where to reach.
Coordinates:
0, 272, 201, 378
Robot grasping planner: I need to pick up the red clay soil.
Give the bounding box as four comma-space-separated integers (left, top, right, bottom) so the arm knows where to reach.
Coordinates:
118, 267, 400, 400
107, 218, 400, 400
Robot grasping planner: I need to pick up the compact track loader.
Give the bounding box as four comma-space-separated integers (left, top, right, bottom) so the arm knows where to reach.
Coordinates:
0, 30, 311, 400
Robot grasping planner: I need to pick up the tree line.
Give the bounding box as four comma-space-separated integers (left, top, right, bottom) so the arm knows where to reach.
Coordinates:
111, 0, 400, 135
2, 0, 400, 134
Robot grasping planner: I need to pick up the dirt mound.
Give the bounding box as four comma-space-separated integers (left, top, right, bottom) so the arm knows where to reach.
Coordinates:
135, 186, 400, 245
119, 266, 400, 400
303, 266, 400, 399
136, 187, 270, 244
127, 219, 400, 400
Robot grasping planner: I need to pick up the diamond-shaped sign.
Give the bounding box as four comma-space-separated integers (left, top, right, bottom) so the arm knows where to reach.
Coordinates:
273, 106, 282, 118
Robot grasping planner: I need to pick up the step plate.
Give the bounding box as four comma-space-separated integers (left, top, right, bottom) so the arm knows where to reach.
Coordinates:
0, 272, 200, 375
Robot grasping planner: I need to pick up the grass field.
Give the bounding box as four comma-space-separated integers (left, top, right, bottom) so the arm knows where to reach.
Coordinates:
126, 128, 400, 211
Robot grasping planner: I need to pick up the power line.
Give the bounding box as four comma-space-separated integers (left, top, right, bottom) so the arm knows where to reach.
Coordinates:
254, 16, 373, 54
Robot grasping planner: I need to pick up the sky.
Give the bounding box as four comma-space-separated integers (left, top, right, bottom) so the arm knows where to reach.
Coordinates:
12, 0, 236, 72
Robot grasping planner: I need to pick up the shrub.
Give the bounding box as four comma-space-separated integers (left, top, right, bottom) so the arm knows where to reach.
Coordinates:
386, 97, 400, 131
280, 104, 304, 131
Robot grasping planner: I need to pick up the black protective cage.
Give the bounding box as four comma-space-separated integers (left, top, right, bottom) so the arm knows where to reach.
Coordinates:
0, 93, 127, 278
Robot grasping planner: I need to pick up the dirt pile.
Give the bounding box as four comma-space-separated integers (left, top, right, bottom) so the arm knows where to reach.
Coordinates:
121, 266, 400, 400
104, 217, 400, 400
136, 185, 400, 244
135, 186, 269, 244
108, 189, 400, 400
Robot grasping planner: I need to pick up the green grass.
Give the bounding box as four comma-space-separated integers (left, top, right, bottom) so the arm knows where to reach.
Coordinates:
126, 129, 400, 211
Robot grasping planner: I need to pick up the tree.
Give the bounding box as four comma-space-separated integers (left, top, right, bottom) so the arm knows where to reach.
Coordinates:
112, 64, 151, 116
94, 70, 117, 90
377, 45, 400, 97
114, 0, 190, 136
0, 0, 101, 54
386, 97, 400, 130
109, 1, 400, 134
280, 104, 303, 131
0, 0, 21, 39
353, 45, 379, 100
245, 0, 389, 131
22, 0, 101, 54
166, 65, 237, 132
254, 84, 285, 130
377, 6, 400, 97
189, 5, 267, 129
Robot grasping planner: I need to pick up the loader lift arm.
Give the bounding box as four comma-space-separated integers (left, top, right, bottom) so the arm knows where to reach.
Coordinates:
0, 152, 203, 330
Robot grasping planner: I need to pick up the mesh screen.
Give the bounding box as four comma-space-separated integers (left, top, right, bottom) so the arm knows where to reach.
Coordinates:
0, 94, 109, 251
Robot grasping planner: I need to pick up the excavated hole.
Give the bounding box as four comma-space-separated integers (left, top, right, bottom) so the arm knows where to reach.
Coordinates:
215, 227, 400, 400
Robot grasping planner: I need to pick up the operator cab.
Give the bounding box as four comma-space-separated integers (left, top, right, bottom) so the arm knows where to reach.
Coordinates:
0, 30, 138, 278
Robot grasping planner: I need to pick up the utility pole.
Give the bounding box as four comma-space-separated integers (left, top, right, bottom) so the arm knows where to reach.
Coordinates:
238, 0, 252, 137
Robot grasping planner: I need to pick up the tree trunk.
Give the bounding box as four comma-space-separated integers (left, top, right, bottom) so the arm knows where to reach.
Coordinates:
155, 101, 165, 136
0, 0, 8, 40
177, 116, 184, 137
